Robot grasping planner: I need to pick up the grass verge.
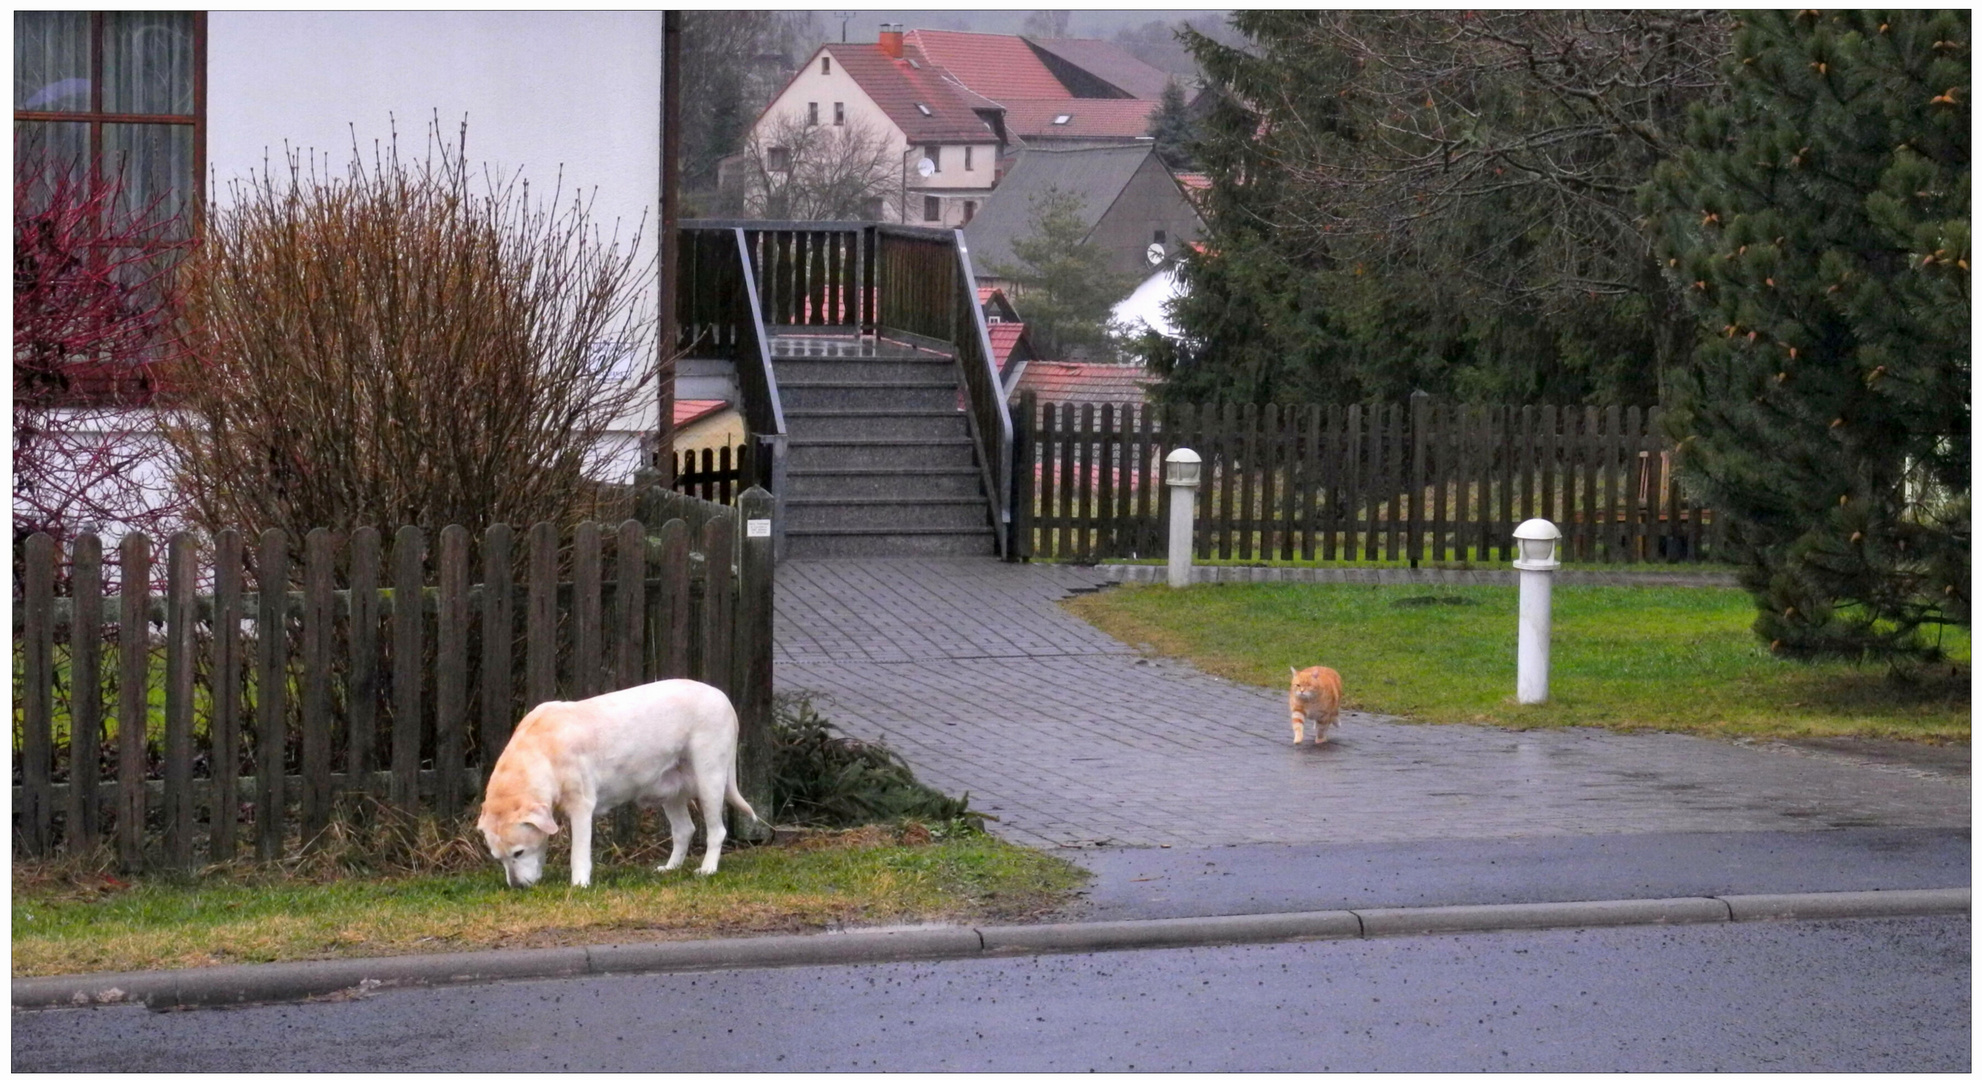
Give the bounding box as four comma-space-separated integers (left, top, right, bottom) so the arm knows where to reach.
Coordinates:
1067, 581, 1969, 743
13, 824, 1086, 978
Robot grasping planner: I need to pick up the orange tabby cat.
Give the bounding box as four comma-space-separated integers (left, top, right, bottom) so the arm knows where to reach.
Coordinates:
1288, 665, 1342, 745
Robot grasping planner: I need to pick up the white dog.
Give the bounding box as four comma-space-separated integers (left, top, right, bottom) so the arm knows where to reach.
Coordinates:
477, 678, 759, 887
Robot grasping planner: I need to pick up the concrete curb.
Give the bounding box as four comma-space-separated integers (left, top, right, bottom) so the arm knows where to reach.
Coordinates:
15, 888, 1966, 1012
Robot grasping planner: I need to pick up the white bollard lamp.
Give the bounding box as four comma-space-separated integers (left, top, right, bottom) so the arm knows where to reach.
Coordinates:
1511, 518, 1562, 704
1164, 448, 1202, 588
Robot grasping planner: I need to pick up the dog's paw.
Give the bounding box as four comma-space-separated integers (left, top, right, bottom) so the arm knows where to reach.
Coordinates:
693, 866, 717, 877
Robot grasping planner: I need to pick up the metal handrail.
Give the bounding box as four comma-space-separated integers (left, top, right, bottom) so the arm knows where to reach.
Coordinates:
950, 230, 1013, 558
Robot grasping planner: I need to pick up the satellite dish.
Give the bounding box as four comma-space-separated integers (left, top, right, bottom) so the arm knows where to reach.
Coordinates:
916, 157, 937, 178
1146, 242, 1166, 266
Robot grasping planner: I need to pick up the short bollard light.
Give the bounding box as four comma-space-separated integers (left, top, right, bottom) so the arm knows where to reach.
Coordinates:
1511, 518, 1562, 704
1164, 447, 1202, 588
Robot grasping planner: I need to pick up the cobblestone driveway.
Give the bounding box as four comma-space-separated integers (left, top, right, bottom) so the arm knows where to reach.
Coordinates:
774, 560, 1970, 850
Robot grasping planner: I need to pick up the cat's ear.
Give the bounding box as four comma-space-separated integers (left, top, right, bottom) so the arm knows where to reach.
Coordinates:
1289, 666, 1298, 676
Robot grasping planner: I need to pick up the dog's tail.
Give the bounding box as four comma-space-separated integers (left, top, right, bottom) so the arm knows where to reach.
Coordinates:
726, 754, 761, 823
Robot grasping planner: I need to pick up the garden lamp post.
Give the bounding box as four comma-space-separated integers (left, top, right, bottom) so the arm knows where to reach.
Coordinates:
1165, 448, 1202, 588
1512, 518, 1562, 704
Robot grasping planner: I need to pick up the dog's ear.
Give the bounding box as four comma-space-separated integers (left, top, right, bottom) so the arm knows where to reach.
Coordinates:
523, 806, 560, 836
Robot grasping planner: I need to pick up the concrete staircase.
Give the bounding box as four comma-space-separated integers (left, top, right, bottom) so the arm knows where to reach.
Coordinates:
772, 337, 999, 558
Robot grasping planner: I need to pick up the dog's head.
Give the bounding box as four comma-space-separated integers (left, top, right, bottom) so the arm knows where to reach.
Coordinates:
477, 801, 559, 888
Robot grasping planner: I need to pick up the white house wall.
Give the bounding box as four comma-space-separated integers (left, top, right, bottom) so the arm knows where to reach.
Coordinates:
758, 45, 998, 225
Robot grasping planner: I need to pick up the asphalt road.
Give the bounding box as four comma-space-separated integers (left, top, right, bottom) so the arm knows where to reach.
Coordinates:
14, 915, 1968, 1072
1065, 826, 1972, 920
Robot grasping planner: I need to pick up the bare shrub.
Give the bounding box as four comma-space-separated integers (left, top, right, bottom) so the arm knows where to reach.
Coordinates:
163, 121, 658, 546
14, 154, 192, 583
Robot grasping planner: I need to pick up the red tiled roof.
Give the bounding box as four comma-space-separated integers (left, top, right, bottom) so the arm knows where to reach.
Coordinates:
998, 97, 1159, 140
987, 322, 1027, 367
1014, 361, 1159, 407
822, 43, 1001, 143
1174, 172, 1211, 191
674, 399, 729, 428
905, 29, 1072, 101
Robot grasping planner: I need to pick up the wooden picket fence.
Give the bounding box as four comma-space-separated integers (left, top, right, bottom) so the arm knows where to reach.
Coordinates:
672, 443, 760, 505
11, 484, 777, 872
1014, 396, 1722, 565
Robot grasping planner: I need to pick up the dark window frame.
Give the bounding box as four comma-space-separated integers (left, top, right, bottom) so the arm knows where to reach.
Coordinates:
14, 11, 208, 225
833, 101, 844, 126
922, 195, 941, 222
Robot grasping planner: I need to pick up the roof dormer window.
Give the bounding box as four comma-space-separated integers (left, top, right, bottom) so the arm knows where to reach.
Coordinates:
915, 103, 933, 116
1052, 114, 1072, 125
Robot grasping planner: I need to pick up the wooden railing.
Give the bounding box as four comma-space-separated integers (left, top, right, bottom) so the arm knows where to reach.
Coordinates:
1014, 395, 1722, 565
681, 220, 874, 336
674, 227, 785, 442
11, 483, 778, 871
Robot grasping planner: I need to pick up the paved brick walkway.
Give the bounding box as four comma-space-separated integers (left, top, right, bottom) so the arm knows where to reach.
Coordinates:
774, 560, 1970, 850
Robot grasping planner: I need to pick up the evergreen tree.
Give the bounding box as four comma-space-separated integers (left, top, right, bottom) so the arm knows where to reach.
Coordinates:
1138, 11, 1713, 409
987, 188, 1137, 360
1643, 10, 1969, 669
1146, 79, 1197, 171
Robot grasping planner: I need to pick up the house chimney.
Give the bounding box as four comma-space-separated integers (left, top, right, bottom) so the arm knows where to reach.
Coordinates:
879, 23, 903, 60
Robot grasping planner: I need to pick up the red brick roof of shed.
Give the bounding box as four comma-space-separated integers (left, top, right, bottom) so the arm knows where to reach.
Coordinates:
1014, 361, 1160, 407
674, 399, 729, 428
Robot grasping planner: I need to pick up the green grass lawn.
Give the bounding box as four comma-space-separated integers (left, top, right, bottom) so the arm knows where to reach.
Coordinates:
13, 826, 1086, 978
1067, 581, 1969, 743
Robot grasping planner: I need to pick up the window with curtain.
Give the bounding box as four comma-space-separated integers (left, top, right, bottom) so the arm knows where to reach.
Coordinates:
14, 11, 204, 230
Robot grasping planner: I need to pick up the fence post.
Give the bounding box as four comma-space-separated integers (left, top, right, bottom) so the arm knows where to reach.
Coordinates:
301, 529, 335, 848
734, 486, 776, 838
391, 526, 425, 819
1410, 391, 1429, 566
253, 529, 288, 861
164, 533, 197, 870
21, 532, 54, 857
436, 524, 471, 817
69, 533, 105, 854
210, 530, 243, 859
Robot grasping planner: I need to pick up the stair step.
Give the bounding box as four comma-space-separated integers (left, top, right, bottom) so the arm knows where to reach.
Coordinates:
771, 357, 958, 383
786, 496, 992, 530
779, 383, 958, 411
783, 529, 999, 559
787, 437, 978, 470
784, 408, 968, 440
785, 466, 983, 499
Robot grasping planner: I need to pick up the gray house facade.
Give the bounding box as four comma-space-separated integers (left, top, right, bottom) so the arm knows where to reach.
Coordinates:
963, 144, 1203, 288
